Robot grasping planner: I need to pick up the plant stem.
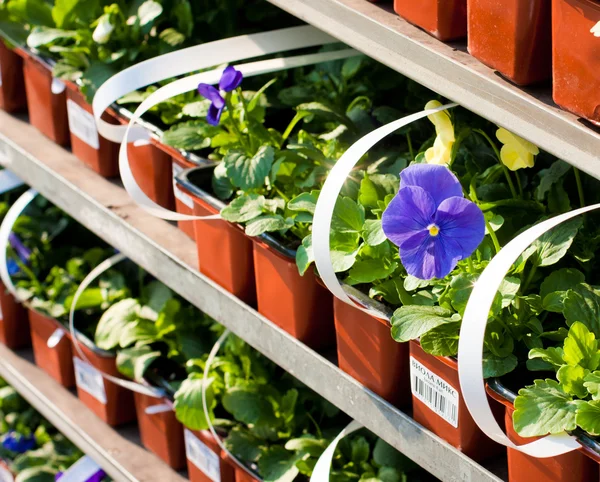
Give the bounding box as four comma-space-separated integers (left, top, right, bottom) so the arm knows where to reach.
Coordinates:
224, 94, 249, 154
282, 112, 310, 142
467, 256, 475, 273
274, 185, 289, 203
485, 219, 501, 254
475, 129, 518, 199
522, 263, 538, 294
574, 167, 586, 208
406, 133, 414, 161
515, 173, 524, 198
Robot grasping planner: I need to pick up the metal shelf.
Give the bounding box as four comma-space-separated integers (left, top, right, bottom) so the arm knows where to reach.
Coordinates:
0, 345, 186, 482
0, 111, 505, 482
266, 0, 600, 180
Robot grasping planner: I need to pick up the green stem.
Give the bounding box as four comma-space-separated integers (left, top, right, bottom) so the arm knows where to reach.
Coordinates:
406, 133, 415, 161
274, 185, 289, 203
475, 129, 518, 199
574, 167, 586, 208
224, 94, 249, 154
282, 112, 310, 142
485, 219, 501, 254
515, 173, 524, 198
522, 263, 538, 294
467, 256, 475, 273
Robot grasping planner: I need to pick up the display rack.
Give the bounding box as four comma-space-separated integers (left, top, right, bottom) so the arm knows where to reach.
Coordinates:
0, 109, 506, 481
266, 0, 600, 179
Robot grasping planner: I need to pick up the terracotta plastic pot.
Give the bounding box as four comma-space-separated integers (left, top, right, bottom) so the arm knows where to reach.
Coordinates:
0, 282, 30, 349
0, 42, 26, 113
65, 86, 120, 177
394, 0, 467, 40
487, 379, 599, 481
252, 236, 335, 349
27, 309, 74, 387
176, 167, 257, 306
134, 392, 186, 469
552, 0, 600, 124
169, 152, 199, 240
22, 54, 69, 146
334, 295, 409, 406
72, 338, 136, 426
409, 340, 503, 461
467, 0, 551, 85
234, 466, 261, 482
185, 429, 236, 482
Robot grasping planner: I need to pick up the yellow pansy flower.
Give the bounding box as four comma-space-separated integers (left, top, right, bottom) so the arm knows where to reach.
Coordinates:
496, 128, 539, 171
424, 100, 455, 165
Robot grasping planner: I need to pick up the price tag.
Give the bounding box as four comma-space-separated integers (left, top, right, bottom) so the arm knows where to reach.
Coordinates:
184, 430, 221, 482
73, 357, 107, 404
410, 356, 459, 428
67, 99, 100, 150
172, 163, 194, 209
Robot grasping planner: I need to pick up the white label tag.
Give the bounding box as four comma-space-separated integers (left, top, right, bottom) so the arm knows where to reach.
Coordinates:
67, 99, 100, 149
172, 163, 194, 209
184, 430, 221, 482
73, 357, 107, 404
410, 356, 459, 428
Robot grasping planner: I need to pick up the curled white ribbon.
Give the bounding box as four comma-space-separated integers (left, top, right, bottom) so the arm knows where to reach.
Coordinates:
458, 206, 600, 457
118, 48, 359, 222
312, 104, 457, 318
56, 456, 102, 482
310, 420, 363, 482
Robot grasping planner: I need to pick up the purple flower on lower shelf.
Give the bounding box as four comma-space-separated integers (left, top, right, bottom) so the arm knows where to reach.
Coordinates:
8, 233, 31, 263
2, 431, 36, 454
382, 164, 484, 280
197, 65, 244, 126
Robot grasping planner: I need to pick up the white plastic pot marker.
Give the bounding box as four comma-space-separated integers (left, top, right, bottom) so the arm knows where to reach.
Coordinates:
458, 204, 600, 457
51, 78, 66, 95
56, 455, 103, 482
310, 420, 363, 482
144, 403, 172, 415
118, 48, 359, 222
591, 21, 600, 37
312, 104, 457, 319
0, 169, 24, 195
93, 25, 341, 144
47, 328, 66, 348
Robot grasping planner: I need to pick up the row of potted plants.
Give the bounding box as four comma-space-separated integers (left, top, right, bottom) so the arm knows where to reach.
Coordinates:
391, 0, 600, 124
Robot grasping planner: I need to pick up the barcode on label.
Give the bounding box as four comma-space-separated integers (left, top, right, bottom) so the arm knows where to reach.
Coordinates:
67, 99, 100, 149
74, 357, 107, 404
184, 430, 221, 482
172, 163, 194, 209
410, 356, 459, 428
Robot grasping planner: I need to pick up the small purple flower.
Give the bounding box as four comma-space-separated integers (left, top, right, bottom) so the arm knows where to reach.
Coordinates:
197, 66, 243, 126
7, 259, 20, 276
2, 431, 36, 453
382, 164, 484, 280
8, 233, 31, 263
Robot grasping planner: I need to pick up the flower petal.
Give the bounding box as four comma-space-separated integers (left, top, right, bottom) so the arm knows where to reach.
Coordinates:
400, 164, 463, 207
382, 186, 435, 247
206, 104, 223, 126
496, 128, 539, 156
197, 84, 225, 109
425, 136, 453, 166
435, 196, 485, 260
400, 231, 453, 280
425, 100, 455, 145
219, 66, 243, 92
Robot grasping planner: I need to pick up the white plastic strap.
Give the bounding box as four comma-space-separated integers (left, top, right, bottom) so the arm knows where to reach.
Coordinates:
47, 328, 66, 348
118, 48, 358, 222
310, 420, 363, 482
0, 170, 24, 194
458, 206, 600, 457
56, 456, 102, 482
312, 104, 457, 318
51, 78, 66, 95
68, 252, 165, 398
145, 403, 172, 415
93, 26, 340, 143
0, 188, 37, 299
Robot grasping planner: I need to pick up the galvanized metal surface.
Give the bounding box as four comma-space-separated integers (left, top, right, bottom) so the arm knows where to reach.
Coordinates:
0, 111, 505, 482
266, 0, 600, 180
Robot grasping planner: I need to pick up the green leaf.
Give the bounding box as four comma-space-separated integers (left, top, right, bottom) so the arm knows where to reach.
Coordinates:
564, 284, 600, 338
391, 306, 461, 343
482, 352, 518, 378
225, 146, 274, 191
222, 387, 274, 426
513, 379, 583, 436
346, 259, 397, 285
285, 437, 327, 457
448, 273, 477, 316
536, 160, 572, 201
119, 319, 158, 347
174, 376, 213, 430
584, 371, 600, 400
358, 175, 380, 209
116, 345, 161, 381
331, 247, 359, 273
162, 121, 217, 151
557, 365, 588, 399
363, 219, 386, 246
562, 321, 600, 370
212, 162, 234, 200
529, 217, 582, 267
372, 438, 413, 471
576, 400, 600, 436
225, 427, 264, 462
94, 299, 140, 350
138, 0, 163, 26
221, 194, 266, 223
288, 191, 318, 215
181, 100, 211, 118
143, 281, 173, 317
528, 347, 565, 369
484, 213, 504, 234
540, 268, 585, 312
378, 467, 403, 482
159, 27, 185, 47
26, 27, 77, 48
7, 0, 53, 27
258, 446, 303, 482
51, 0, 79, 28
296, 235, 314, 276
15, 467, 55, 482
351, 436, 370, 464
332, 197, 365, 234
244, 215, 293, 237
341, 56, 363, 79
419, 322, 460, 356
296, 102, 351, 127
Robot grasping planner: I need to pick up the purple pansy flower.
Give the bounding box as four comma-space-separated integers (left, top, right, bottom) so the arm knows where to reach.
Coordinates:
382, 164, 485, 280
2, 431, 36, 453
197, 66, 243, 126
9, 233, 31, 263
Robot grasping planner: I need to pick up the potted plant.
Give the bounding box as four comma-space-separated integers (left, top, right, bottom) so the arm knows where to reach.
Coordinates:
394, 0, 467, 41
0, 41, 26, 113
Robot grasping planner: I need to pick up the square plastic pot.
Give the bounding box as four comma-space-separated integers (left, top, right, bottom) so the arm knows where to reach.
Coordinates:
394, 0, 467, 40
252, 237, 335, 349
65, 86, 120, 177
552, 0, 600, 124
27, 309, 74, 387
185, 429, 236, 482
409, 340, 504, 461
0, 42, 26, 113
22, 54, 69, 146
133, 392, 186, 470
334, 296, 410, 407
72, 340, 136, 426
0, 282, 30, 349
487, 380, 599, 481
467, 0, 551, 85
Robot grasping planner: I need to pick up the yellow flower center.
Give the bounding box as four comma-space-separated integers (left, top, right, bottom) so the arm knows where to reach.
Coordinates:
428, 224, 440, 236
